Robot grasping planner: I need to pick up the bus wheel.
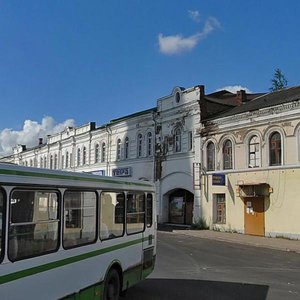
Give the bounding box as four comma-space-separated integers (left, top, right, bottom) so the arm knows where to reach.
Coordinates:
104, 268, 121, 300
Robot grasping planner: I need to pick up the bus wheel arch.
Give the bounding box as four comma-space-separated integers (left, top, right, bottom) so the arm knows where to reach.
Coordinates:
103, 263, 123, 300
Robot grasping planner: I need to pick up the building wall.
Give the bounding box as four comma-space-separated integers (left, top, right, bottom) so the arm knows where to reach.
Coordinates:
199, 97, 300, 239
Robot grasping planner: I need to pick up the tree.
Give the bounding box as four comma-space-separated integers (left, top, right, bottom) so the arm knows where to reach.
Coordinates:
269, 68, 288, 92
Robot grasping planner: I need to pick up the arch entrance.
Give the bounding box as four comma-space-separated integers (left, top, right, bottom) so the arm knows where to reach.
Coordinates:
168, 189, 194, 225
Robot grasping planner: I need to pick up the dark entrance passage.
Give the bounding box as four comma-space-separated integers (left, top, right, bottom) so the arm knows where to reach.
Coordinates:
169, 189, 194, 225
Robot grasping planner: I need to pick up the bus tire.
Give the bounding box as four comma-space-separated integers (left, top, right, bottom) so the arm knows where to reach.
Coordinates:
104, 268, 121, 300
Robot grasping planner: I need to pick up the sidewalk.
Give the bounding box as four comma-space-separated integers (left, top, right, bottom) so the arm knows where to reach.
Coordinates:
159, 225, 300, 254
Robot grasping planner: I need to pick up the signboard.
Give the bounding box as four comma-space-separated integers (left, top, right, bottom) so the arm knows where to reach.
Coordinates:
112, 167, 132, 177
212, 173, 226, 186
91, 170, 105, 176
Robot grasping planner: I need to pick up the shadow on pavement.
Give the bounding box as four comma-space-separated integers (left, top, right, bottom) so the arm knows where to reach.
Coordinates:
122, 278, 269, 300
157, 224, 190, 232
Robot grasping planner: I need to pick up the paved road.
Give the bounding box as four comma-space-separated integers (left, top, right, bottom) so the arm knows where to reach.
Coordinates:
123, 231, 300, 300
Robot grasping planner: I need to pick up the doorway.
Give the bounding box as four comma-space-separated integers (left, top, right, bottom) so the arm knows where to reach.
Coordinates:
243, 197, 265, 236
168, 189, 194, 225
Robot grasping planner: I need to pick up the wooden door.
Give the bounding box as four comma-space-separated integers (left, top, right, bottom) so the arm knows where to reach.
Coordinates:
185, 201, 194, 225
244, 197, 265, 236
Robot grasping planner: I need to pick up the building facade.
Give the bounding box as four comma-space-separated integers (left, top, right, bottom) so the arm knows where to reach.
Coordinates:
2, 84, 300, 239
199, 86, 300, 239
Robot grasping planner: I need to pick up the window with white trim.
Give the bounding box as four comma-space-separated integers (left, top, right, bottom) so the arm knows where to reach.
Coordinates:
137, 134, 143, 157
207, 142, 215, 171
269, 132, 282, 166
249, 135, 260, 168
223, 140, 232, 170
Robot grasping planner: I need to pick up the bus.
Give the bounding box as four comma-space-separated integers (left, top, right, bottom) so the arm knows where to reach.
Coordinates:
0, 163, 156, 300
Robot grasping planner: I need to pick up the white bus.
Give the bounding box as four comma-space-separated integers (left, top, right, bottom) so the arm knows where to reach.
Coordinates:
0, 163, 156, 300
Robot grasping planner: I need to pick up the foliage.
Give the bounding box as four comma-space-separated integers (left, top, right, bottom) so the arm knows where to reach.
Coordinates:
191, 218, 209, 230
269, 68, 288, 92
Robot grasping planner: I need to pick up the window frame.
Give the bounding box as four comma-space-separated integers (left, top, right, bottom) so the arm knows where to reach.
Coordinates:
124, 137, 129, 159
207, 141, 215, 171
213, 193, 226, 224
249, 135, 261, 168
8, 188, 60, 262
147, 132, 153, 157
269, 131, 282, 166
63, 189, 98, 250
174, 127, 182, 153
137, 134, 143, 158
223, 139, 233, 170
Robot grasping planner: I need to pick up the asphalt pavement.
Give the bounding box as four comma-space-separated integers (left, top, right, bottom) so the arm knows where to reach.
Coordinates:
158, 224, 300, 254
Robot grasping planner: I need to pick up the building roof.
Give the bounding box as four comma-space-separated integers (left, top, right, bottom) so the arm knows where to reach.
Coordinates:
204, 86, 300, 121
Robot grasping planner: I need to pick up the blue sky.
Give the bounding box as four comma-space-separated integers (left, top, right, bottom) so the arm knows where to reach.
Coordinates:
0, 0, 300, 154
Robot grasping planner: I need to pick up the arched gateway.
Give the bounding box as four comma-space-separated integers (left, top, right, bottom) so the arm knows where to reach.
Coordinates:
168, 189, 194, 225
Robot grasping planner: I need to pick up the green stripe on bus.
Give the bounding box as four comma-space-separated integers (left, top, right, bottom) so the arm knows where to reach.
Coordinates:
0, 169, 152, 188
0, 236, 152, 285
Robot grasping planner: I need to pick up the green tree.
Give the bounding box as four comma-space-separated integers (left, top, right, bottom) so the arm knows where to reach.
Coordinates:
270, 68, 288, 92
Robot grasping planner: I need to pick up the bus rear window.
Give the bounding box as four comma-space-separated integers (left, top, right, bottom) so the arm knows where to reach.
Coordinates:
8, 190, 59, 261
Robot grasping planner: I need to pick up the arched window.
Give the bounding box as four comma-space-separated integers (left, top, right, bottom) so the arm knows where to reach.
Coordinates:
30, 159, 33, 167
54, 154, 58, 169
270, 132, 282, 166
95, 144, 99, 163
147, 132, 153, 156
124, 137, 129, 159
40, 157, 43, 168
50, 155, 53, 169
117, 139, 121, 160
223, 140, 232, 170
44, 156, 47, 169
175, 128, 181, 152
249, 135, 260, 168
83, 147, 87, 165
61, 155, 64, 169
137, 134, 143, 157
207, 142, 215, 171
77, 148, 81, 166
66, 151, 69, 168
101, 142, 106, 162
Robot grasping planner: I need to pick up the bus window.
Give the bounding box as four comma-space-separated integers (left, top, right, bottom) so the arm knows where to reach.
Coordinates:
8, 190, 59, 261
126, 192, 145, 234
100, 192, 124, 240
63, 191, 97, 248
146, 193, 153, 227
0, 190, 3, 260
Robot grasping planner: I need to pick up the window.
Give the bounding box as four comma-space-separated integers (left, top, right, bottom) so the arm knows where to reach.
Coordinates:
95, 144, 100, 163
137, 134, 143, 157
83, 147, 87, 165
100, 192, 125, 240
101, 143, 106, 162
147, 132, 153, 156
61, 155, 64, 169
40, 157, 43, 168
223, 140, 232, 170
63, 191, 97, 248
30, 159, 33, 167
249, 135, 261, 168
70, 153, 73, 167
126, 192, 145, 234
175, 128, 181, 152
213, 194, 226, 224
116, 139, 121, 161
124, 137, 129, 159
188, 131, 193, 151
77, 148, 81, 166
146, 194, 153, 227
270, 132, 282, 166
54, 154, 58, 169
50, 155, 53, 169
8, 190, 59, 261
207, 142, 215, 171
0, 190, 4, 260
65, 151, 69, 168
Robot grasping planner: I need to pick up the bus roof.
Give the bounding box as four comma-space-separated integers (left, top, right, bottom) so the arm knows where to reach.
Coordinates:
0, 163, 154, 192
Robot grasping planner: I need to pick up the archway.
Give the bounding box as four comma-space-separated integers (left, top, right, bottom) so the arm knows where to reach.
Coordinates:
168, 189, 194, 225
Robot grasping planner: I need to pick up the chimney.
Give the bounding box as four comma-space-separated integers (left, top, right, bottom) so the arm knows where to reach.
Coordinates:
236, 90, 247, 104
38, 138, 43, 146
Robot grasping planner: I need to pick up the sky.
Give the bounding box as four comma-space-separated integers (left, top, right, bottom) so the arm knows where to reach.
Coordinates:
0, 0, 300, 155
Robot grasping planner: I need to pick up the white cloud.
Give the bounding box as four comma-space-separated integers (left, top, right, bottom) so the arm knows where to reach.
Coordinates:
158, 16, 221, 55
188, 10, 201, 22
217, 85, 252, 93
0, 116, 75, 156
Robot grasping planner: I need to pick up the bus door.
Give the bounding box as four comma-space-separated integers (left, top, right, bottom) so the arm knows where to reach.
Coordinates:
142, 193, 155, 278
